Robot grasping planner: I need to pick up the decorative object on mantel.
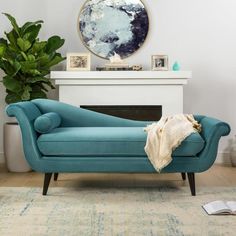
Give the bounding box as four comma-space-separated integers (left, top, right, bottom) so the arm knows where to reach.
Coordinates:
132, 65, 143, 71
105, 53, 129, 68
67, 53, 91, 71
172, 61, 181, 71
97, 52, 142, 71
152, 55, 169, 71
78, 0, 149, 59
0, 13, 65, 172
96, 65, 142, 71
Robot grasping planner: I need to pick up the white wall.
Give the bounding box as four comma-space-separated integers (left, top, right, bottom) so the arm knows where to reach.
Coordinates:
0, 0, 235, 162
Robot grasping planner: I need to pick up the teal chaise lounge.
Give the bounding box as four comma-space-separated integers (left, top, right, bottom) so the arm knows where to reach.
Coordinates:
6, 99, 230, 196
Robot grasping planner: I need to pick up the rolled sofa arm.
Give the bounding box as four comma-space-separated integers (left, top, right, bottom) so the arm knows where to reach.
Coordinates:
6, 102, 43, 172
195, 116, 231, 172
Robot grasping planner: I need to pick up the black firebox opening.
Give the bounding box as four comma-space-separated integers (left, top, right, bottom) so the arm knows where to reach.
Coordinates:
81, 106, 162, 121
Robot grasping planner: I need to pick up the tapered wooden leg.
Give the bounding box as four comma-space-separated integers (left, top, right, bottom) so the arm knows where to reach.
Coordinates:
187, 173, 196, 196
181, 172, 186, 180
43, 173, 52, 196
54, 173, 58, 181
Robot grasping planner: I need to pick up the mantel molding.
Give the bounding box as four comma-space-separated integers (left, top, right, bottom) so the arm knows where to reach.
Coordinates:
50, 71, 191, 85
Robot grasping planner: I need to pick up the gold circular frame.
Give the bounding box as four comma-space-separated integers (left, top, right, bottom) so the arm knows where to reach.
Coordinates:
77, 0, 149, 60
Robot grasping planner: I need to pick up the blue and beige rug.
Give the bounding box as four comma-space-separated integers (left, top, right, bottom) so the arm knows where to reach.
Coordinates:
0, 186, 236, 236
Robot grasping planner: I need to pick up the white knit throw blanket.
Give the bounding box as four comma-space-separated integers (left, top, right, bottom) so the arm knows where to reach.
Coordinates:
144, 114, 201, 172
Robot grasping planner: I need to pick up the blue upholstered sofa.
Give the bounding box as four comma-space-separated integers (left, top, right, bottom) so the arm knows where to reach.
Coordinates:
6, 99, 230, 196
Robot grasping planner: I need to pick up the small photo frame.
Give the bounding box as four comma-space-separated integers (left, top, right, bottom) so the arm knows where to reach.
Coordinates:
152, 55, 168, 71
67, 53, 91, 71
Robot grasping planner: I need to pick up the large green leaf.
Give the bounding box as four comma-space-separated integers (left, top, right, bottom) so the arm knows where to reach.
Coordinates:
1, 61, 13, 75
5, 30, 19, 51
20, 51, 28, 61
5, 92, 21, 104
10, 61, 21, 76
0, 60, 6, 73
30, 85, 47, 99
0, 38, 8, 46
3, 75, 22, 93
36, 53, 50, 66
0, 38, 8, 56
27, 54, 35, 61
1, 60, 20, 76
30, 91, 47, 100
17, 38, 31, 52
3, 13, 21, 36
21, 20, 43, 34
40, 70, 50, 76
45, 36, 65, 54
0, 45, 6, 57
0, 59, 3, 68
23, 25, 41, 43
28, 69, 41, 76
21, 85, 32, 100
19, 63, 40, 76
2, 46, 19, 62
29, 41, 47, 54
27, 76, 49, 84
20, 61, 37, 73
43, 53, 65, 69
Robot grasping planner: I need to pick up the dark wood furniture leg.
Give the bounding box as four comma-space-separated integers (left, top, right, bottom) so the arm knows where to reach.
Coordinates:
187, 172, 196, 196
43, 173, 52, 196
181, 172, 186, 180
54, 173, 59, 181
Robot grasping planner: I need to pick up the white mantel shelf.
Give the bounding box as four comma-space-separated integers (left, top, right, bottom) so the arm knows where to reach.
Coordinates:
51, 70, 191, 116
51, 71, 191, 85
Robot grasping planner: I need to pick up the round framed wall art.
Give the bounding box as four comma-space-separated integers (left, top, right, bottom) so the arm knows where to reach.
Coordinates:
78, 0, 149, 59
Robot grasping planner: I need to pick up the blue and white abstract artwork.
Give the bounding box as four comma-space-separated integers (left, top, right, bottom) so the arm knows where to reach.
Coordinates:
79, 0, 149, 59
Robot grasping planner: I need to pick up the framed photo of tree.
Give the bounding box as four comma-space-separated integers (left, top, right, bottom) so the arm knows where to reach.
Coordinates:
67, 53, 91, 71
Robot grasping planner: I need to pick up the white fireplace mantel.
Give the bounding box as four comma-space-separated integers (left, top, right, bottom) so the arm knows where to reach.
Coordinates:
50, 71, 191, 116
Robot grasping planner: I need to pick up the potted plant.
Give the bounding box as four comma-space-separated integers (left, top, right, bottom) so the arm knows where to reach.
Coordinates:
0, 13, 65, 172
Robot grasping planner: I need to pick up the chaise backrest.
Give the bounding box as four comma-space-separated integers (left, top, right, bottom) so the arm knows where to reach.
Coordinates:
32, 99, 150, 127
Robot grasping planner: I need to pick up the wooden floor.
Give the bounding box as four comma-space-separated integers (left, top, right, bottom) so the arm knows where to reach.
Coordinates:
0, 164, 236, 189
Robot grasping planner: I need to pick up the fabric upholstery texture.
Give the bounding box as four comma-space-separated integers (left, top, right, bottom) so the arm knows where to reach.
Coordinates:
37, 127, 205, 157
34, 112, 61, 134
5, 99, 231, 173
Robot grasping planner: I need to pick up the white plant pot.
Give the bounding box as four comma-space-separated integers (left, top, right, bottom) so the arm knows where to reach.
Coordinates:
230, 136, 236, 167
3, 122, 31, 172
231, 152, 236, 167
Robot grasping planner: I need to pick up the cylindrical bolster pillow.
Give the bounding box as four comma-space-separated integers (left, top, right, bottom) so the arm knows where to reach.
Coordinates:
34, 112, 61, 134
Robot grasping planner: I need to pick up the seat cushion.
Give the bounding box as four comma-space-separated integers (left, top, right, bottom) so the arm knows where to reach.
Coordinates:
37, 127, 205, 157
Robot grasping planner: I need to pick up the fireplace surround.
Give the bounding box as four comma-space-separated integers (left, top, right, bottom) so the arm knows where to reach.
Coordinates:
51, 71, 191, 117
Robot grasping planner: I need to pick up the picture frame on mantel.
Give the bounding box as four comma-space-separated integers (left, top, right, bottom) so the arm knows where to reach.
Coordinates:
152, 55, 168, 71
67, 53, 91, 71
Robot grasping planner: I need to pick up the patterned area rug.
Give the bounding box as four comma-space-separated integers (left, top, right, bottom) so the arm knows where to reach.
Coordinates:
0, 186, 236, 236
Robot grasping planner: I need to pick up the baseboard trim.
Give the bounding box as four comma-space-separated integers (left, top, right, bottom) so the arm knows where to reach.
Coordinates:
0, 152, 4, 163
